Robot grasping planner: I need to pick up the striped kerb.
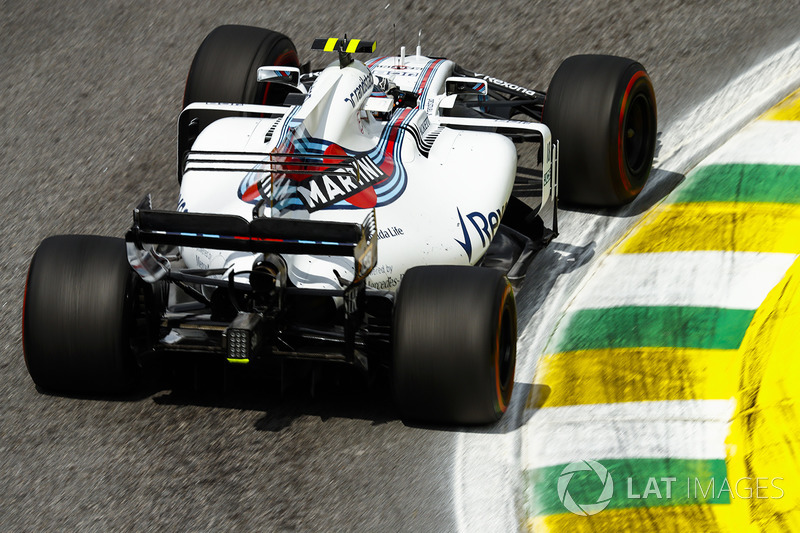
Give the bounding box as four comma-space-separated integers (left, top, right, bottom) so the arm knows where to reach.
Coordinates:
524, 85, 800, 530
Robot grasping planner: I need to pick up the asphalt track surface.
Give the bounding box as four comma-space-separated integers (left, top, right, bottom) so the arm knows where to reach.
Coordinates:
2, 1, 800, 531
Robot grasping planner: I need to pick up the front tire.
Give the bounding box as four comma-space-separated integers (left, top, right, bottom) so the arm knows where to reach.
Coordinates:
22, 235, 143, 394
393, 266, 517, 425
543, 54, 657, 206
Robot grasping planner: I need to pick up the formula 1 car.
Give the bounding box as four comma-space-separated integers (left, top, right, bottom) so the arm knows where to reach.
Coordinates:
22, 26, 656, 424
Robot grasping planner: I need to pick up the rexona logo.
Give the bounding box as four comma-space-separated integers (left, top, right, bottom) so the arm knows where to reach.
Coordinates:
476, 74, 537, 96
557, 460, 614, 516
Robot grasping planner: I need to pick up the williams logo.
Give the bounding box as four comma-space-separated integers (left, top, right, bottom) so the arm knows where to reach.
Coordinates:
557, 460, 614, 516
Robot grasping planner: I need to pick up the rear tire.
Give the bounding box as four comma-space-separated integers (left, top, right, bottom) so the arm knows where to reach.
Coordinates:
543, 54, 657, 206
179, 25, 300, 180
183, 24, 299, 110
393, 266, 516, 425
183, 25, 300, 107
23, 235, 142, 394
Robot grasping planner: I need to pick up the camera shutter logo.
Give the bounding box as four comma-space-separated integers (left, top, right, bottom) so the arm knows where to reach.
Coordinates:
557, 460, 614, 516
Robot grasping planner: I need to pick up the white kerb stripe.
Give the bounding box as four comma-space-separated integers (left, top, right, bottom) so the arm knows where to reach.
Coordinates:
522, 400, 735, 470
700, 120, 800, 166
567, 251, 796, 311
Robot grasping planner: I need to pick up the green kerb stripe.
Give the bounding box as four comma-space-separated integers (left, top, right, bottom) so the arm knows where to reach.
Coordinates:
526, 458, 729, 516
554, 306, 755, 353
672, 164, 800, 204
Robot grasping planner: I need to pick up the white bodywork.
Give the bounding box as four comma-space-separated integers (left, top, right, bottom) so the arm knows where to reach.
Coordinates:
177, 54, 555, 291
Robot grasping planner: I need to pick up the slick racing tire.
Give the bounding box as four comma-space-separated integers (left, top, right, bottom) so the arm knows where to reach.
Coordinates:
183, 25, 299, 110
393, 266, 516, 425
543, 55, 657, 206
180, 25, 300, 181
22, 235, 143, 394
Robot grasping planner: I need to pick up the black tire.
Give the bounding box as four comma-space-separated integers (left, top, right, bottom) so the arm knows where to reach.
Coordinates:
179, 25, 300, 180
543, 54, 657, 206
22, 235, 142, 394
393, 266, 517, 425
183, 25, 299, 128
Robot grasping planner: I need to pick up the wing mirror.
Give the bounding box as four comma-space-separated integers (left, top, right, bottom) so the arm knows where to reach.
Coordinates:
445, 77, 488, 97
256, 66, 306, 94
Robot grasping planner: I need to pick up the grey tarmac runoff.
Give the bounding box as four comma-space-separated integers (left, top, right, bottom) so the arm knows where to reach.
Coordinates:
3, 2, 800, 531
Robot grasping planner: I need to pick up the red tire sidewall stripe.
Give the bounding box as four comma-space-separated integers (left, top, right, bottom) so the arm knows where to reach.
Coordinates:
617, 69, 647, 193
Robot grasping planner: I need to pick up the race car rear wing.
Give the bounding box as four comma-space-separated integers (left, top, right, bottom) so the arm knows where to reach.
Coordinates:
125, 195, 377, 285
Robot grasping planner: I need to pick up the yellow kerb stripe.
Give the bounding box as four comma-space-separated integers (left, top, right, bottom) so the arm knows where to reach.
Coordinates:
618, 202, 800, 254
761, 87, 800, 121
323, 38, 338, 52
527, 347, 739, 409
526, 502, 757, 533
726, 256, 800, 529
346, 39, 360, 53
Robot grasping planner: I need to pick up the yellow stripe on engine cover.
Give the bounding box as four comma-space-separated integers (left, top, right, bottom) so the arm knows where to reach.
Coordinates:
324, 38, 338, 52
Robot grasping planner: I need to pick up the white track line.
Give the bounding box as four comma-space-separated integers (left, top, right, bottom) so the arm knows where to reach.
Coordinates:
453, 38, 800, 533
567, 251, 796, 311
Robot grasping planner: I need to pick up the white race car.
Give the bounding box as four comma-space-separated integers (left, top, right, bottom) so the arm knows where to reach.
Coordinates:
22, 26, 656, 424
